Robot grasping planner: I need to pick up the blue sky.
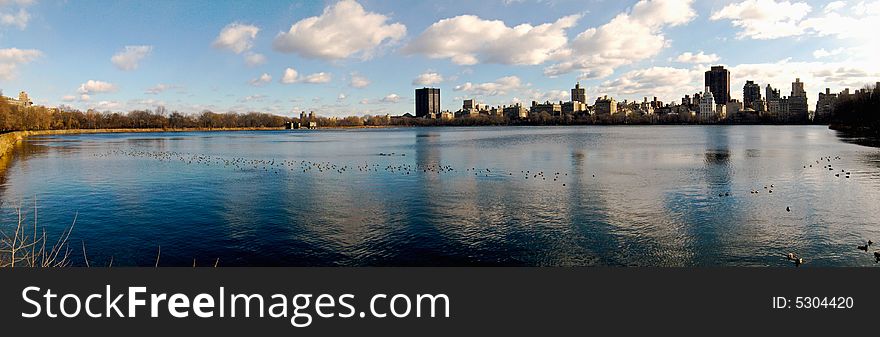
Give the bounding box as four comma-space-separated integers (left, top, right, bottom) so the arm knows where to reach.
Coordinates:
0, 0, 877, 116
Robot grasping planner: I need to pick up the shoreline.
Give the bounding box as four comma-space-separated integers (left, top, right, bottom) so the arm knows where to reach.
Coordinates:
0, 127, 287, 158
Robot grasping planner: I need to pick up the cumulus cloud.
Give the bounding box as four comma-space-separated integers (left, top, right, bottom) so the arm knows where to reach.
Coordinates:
412, 71, 444, 86
454, 76, 524, 96
250, 73, 272, 86
77, 80, 117, 94
405, 14, 579, 66
273, 0, 406, 60
675, 51, 720, 64
281, 67, 299, 84
380, 93, 401, 103
710, 0, 812, 40
599, 66, 702, 101
544, 0, 696, 78
243, 52, 267, 67
709, 0, 879, 48
111, 45, 152, 71
213, 22, 259, 54
280, 67, 331, 84
337, 93, 347, 102
0, 47, 41, 80
60, 95, 76, 102
349, 72, 370, 88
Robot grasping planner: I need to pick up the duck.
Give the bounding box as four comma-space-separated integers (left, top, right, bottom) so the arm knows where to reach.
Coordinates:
786, 252, 797, 261
875, 251, 880, 261
795, 258, 804, 267
857, 243, 869, 251
786, 206, 791, 212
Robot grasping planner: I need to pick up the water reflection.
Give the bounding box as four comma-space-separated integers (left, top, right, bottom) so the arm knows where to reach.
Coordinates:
0, 126, 878, 266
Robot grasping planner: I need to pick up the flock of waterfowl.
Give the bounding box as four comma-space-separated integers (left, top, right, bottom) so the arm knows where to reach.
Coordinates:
783, 155, 876, 267
93, 149, 576, 186
94, 149, 877, 267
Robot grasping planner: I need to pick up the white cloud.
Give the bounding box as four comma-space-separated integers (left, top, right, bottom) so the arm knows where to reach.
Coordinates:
281, 67, 299, 84
0, 47, 40, 80
301, 72, 331, 84
240, 94, 266, 102
77, 80, 117, 94
454, 76, 524, 96
79, 94, 90, 102
144, 83, 178, 95
527, 89, 570, 103
412, 71, 444, 85
279, 67, 331, 84
824, 1, 846, 13
212, 22, 259, 54
599, 66, 702, 102
250, 73, 272, 86
812, 48, 844, 58
380, 93, 401, 103
111, 45, 152, 71
273, 0, 406, 60
349, 72, 370, 88
60, 95, 76, 102
404, 14, 579, 66
91, 100, 122, 111
710, 0, 812, 40
544, 0, 696, 78
337, 93, 347, 102
675, 51, 720, 64
0, 7, 28, 29
243, 52, 267, 67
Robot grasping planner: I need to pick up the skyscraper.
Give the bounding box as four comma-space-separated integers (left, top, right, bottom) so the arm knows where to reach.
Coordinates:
571, 81, 586, 103
704, 66, 730, 105
743, 80, 761, 109
415, 87, 440, 118
789, 78, 808, 122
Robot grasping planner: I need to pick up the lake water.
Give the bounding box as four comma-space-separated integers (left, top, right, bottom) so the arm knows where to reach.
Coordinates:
1, 126, 879, 267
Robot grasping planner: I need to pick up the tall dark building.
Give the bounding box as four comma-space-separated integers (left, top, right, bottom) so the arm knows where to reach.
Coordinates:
704, 66, 730, 105
415, 87, 440, 118
743, 80, 761, 109
571, 81, 586, 103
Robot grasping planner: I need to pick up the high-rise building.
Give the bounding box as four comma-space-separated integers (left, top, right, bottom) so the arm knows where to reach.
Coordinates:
699, 86, 717, 122
789, 78, 808, 122
815, 88, 837, 122
571, 81, 586, 103
743, 80, 761, 109
704, 66, 730, 105
415, 88, 440, 118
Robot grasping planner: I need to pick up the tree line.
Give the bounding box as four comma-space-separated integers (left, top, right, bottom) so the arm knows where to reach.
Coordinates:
829, 83, 880, 136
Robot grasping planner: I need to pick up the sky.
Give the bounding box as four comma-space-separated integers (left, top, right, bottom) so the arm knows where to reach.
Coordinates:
0, 0, 878, 116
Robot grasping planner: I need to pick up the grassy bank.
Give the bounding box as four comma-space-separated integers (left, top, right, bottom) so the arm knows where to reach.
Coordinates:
0, 127, 285, 158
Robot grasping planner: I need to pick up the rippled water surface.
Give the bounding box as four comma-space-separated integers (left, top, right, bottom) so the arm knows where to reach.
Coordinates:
1, 126, 879, 266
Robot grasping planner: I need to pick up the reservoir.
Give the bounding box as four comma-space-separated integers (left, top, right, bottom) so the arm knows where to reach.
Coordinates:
1, 125, 878, 266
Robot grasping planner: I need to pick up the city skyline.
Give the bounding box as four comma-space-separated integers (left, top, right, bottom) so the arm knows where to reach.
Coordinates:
0, 0, 878, 116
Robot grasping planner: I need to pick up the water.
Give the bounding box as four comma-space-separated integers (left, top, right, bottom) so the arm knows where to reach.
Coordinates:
1, 126, 878, 267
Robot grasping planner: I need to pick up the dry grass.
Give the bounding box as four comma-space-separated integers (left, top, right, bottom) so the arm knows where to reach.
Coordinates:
0, 203, 76, 268
1, 201, 221, 268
